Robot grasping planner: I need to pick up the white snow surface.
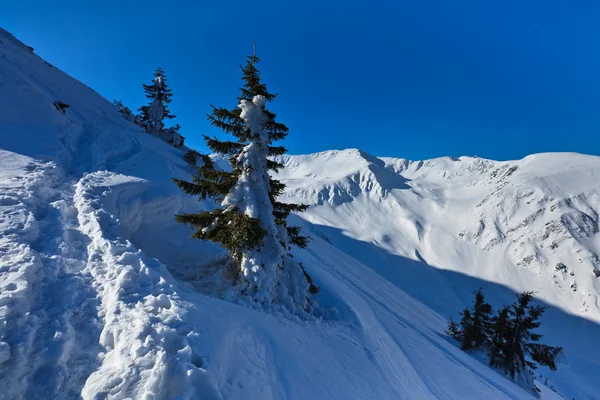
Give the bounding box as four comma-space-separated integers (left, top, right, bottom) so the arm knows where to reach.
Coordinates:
0, 27, 595, 399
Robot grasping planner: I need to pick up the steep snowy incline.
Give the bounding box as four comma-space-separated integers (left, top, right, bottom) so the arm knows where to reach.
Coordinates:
0, 27, 216, 399
0, 26, 575, 399
277, 149, 600, 399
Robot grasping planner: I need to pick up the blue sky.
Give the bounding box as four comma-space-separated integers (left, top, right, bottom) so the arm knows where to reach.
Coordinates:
3, 0, 599, 160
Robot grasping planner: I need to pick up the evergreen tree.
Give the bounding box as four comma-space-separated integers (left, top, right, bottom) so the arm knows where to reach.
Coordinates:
138, 67, 175, 132
489, 292, 562, 392
454, 288, 493, 351
202, 51, 309, 249
446, 317, 462, 342
468, 288, 493, 349
173, 49, 315, 306
113, 99, 133, 121
488, 305, 511, 367
167, 124, 184, 147
449, 289, 562, 394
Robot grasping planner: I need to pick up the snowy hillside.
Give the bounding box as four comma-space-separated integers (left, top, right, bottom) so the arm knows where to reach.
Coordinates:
0, 26, 593, 399
277, 149, 600, 399
278, 149, 600, 321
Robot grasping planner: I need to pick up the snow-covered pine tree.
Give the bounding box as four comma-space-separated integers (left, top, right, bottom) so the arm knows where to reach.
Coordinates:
489, 292, 563, 393
173, 49, 316, 308
167, 124, 184, 147
138, 67, 175, 133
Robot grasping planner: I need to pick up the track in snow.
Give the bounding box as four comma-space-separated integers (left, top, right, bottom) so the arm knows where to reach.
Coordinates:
24, 182, 101, 399
0, 158, 102, 400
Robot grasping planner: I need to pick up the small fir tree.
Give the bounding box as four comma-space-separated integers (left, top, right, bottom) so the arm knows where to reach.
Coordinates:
449, 289, 562, 394
167, 124, 184, 147
173, 49, 315, 307
488, 305, 511, 368
453, 288, 493, 351
466, 288, 493, 350
113, 99, 134, 121
138, 67, 175, 132
489, 292, 563, 393
446, 317, 462, 342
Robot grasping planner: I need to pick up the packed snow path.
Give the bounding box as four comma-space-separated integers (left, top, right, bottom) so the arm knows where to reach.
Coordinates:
0, 154, 221, 399
1, 27, 222, 398
0, 153, 100, 398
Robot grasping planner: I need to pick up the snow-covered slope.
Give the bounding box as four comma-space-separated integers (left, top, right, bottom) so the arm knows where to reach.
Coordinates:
277, 149, 600, 399
0, 26, 591, 399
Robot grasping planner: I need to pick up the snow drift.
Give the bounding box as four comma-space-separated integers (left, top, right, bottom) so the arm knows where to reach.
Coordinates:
0, 26, 595, 399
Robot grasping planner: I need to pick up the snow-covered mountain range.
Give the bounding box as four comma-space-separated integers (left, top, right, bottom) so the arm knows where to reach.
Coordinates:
0, 26, 598, 399
278, 149, 600, 320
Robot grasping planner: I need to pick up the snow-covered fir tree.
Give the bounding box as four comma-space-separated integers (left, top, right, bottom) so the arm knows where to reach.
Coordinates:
138, 67, 175, 133
173, 50, 317, 309
136, 68, 184, 147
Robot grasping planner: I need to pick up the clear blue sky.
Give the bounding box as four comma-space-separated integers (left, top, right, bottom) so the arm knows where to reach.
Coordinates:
3, 0, 599, 160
